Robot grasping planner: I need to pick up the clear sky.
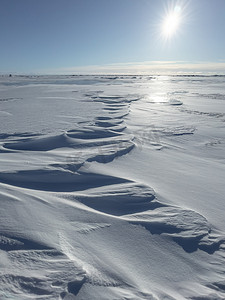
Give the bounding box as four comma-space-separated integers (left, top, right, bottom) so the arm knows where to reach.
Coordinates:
1, 0, 225, 74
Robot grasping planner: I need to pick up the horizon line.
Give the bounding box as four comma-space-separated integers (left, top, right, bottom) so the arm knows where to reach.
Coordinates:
1, 60, 225, 76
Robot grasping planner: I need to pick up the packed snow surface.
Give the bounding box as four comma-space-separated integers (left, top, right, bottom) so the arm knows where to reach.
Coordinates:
0, 75, 225, 299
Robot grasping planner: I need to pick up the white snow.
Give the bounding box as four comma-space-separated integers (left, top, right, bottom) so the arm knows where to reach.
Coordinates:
0, 74, 225, 299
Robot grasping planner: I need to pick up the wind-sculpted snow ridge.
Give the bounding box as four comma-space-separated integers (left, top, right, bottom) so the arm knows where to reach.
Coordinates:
1, 75, 225, 299
180, 108, 225, 120
2, 92, 135, 167
74, 181, 225, 254
1, 173, 225, 299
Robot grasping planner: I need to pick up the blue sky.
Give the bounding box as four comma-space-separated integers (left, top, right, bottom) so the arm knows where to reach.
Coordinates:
1, 0, 225, 74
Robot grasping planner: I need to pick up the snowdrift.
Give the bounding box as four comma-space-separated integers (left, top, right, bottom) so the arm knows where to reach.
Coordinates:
0, 75, 225, 299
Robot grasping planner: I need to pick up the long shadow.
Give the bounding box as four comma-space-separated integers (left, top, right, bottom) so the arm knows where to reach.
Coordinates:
0, 235, 54, 252
134, 221, 223, 254
0, 170, 129, 192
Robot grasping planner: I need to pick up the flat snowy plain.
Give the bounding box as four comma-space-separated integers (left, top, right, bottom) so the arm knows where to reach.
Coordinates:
0, 75, 225, 299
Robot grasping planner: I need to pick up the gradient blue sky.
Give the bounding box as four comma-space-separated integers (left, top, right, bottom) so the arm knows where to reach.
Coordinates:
1, 0, 225, 74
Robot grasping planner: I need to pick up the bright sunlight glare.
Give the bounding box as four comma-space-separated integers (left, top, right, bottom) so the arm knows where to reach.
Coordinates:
162, 5, 182, 38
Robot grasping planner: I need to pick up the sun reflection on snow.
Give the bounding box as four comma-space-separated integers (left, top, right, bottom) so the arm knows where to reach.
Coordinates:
146, 93, 168, 104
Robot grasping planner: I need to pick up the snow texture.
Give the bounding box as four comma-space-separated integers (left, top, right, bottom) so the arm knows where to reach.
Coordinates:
0, 75, 225, 299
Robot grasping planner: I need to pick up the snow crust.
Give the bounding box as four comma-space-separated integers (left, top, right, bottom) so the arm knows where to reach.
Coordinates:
0, 75, 225, 299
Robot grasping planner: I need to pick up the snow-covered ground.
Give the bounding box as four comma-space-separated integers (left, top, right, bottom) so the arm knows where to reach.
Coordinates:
0, 75, 225, 299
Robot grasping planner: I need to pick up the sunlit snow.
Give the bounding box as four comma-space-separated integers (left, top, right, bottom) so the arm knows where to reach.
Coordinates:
0, 75, 225, 299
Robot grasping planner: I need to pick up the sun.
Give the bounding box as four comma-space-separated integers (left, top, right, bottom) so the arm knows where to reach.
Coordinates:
162, 6, 182, 38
